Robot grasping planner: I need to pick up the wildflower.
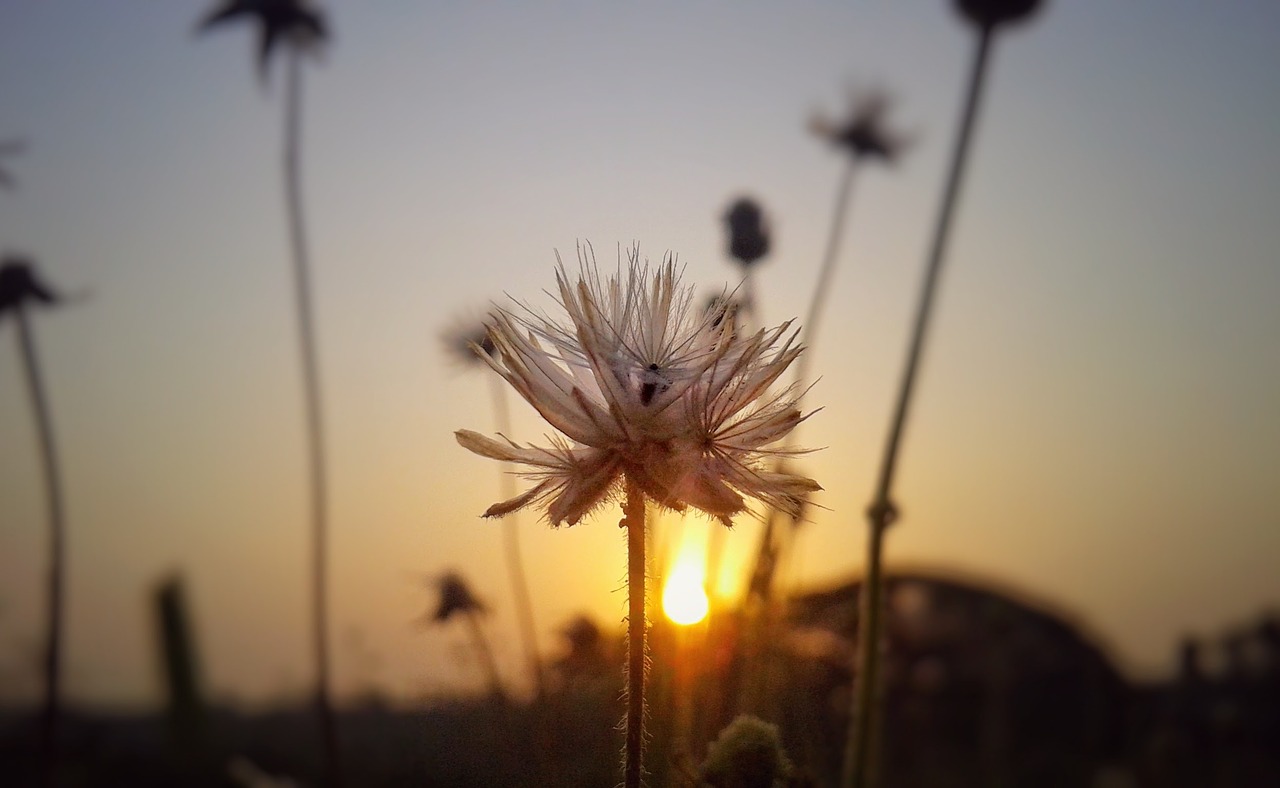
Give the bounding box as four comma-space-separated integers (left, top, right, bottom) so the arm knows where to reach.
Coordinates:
811, 88, 910, 164
2, 255, 68, 788
0, 257, 61, 316
197, 0, 328, 79
195, 0, 339, 777
420, 572, 506, 700
426, 572, 488, 624
954, 0, 1044, 30
700, 715, 796, 788
703, 293, 742, 335
441, 316, 497, 368
724, 197, 771, 269
455, 246, 819, 528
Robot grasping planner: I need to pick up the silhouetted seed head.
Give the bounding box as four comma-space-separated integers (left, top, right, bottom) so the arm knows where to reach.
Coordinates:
429, 572, 488, 624
0, 256, 61, 319
560, 615, 602, 654
455, 246, 820, 527
724, 197, 771, 268
0, 139, 24, 191
811, 88, 910, 164
699, 715, 796, 788
197, 0, 328, 79
703, 293, 742, 338
954, 0, 1044, 30
442, 317, 498, 368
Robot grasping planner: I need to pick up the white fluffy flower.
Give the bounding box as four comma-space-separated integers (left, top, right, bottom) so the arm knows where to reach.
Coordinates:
456, 246, 819, 526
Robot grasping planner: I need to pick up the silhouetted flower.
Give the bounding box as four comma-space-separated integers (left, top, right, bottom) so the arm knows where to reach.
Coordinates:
428, 572, 488, 624
198, 0, 328, 78
704, 293, 742, 336
954, 0, 1044, 30
811, 88, 910, 164
0, 139, 24, 191
699, 715, 797, 788
442, 316, 497, 368
0, 257, 60, 318
456, 246, 819, 527
724, 198, 771, 269
561, 615, 602, 655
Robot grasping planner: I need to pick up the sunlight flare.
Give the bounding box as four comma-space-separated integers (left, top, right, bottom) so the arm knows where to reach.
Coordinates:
663, 539, 710, 626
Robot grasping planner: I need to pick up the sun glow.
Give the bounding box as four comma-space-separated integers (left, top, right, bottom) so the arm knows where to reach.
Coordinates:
662, 537, 710, 626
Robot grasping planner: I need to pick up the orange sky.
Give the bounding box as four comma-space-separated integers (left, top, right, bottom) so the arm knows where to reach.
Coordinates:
1, 2, 1278, 707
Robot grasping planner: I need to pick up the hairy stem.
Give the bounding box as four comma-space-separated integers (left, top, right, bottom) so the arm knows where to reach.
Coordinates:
842, 24, 995, 788
623, 478, 647, 788
283, 45, 340, 787
17, 306, 65, 788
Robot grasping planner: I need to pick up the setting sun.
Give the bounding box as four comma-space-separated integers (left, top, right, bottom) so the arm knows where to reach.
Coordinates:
662, 544, 710, 626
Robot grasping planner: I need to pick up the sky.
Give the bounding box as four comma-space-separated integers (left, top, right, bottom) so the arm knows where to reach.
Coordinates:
1, 2, 1278, 708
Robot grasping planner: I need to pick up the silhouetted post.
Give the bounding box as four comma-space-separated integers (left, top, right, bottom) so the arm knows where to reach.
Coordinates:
841, 3, 1043, 786
153, 575, 207, 756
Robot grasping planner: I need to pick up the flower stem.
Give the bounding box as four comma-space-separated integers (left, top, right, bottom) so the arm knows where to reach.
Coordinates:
841, 24, 995, 788
742, 158, 859, 681
16, 305, 65, 788
283, 45, 341, 787
794, 156, 858, 395
623, 477, 647, 788
465, 608, 507, 702
841, 512, 887, 788
489, 374, 545, 700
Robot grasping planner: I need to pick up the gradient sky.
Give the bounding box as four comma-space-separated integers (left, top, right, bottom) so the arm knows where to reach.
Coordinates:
2, 2, 1278, 708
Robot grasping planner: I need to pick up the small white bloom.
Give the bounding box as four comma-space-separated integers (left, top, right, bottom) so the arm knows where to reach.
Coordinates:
456, 245, 819, 526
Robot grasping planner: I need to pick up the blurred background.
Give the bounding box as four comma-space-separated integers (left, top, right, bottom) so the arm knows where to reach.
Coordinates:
1, 2, 1278, 785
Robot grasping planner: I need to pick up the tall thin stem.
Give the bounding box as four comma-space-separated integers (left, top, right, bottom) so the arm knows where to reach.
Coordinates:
488, 373, 545, 700
17, 305, 65, 788
794, 157, 858, 395
283, 45, 340, 786
842, 24, 995, 788
740, 269, 761, 330
737, 157, 860, 710
623, 477, 647, 788
743, 159, 858, 617
464, 609, 507, 702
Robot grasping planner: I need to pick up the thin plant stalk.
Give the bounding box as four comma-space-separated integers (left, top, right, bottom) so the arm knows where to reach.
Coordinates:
793, 156, 858, 396
487, 373, 545, 700
842, 24, 995, 788
740, 270, 761, 330
16, 305, 65, 788
753, 155, 859, 608
463, 608, 506, 701
737, 160, 859, 716
742, 158, 857, 615
623, 477, 647, 788
282, 44, 340, 785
